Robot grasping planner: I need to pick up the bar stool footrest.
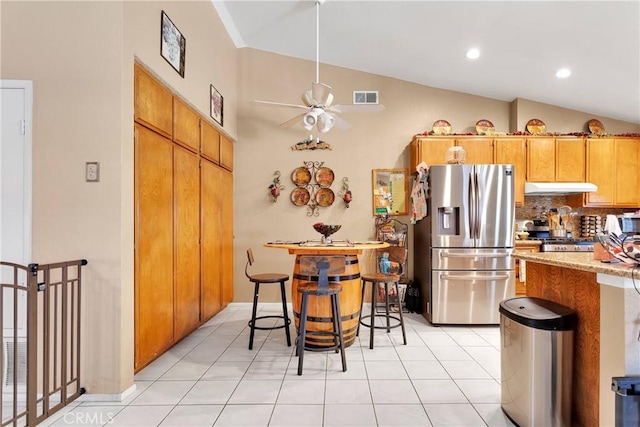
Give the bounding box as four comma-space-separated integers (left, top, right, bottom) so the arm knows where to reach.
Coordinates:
359, 314, 404, 330
248, 315, 291, 331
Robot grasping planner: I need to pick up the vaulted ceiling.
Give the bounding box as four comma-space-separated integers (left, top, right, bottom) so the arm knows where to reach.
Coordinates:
213, 0, 640, 124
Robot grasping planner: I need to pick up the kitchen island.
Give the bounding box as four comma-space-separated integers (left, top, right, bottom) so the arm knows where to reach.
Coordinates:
512, 251, 640, 427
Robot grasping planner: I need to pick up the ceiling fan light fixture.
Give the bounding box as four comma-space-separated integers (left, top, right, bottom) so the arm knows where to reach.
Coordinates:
303, 109, 320, 129
317, 112, 335, 133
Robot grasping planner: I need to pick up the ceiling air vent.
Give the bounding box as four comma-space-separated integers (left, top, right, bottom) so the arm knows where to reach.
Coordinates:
353, 91, 379, 105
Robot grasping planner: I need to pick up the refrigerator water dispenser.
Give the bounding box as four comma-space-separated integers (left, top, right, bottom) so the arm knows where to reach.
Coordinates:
438, 207, 459, 235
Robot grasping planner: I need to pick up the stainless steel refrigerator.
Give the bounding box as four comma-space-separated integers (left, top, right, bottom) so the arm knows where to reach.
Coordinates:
414, 164, 515, 324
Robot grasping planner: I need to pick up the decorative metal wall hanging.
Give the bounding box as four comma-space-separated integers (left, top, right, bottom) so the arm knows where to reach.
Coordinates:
338, 177, 352, 208
291, 137, 333, 151
291, 161, 335, 216
268, 171, 284, 202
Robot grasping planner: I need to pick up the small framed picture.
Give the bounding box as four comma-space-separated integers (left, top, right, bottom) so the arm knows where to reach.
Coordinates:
160, 11, 186, 77
210, 85, 223, 126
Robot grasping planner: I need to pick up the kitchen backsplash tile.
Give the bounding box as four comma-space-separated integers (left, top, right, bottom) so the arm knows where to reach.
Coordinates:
516, 196, 633, 237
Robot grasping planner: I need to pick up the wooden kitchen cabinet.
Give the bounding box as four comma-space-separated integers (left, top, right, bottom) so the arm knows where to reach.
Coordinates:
134, 64, 173, 138
173, 98, 200, 153
494, 138, 526, 206
134, 124, 174, 366
134, 62, 234, 371
568, 138, 639, 207
514, 242, 540, 296
410, 136, 494, 168
526, 138, 584, 182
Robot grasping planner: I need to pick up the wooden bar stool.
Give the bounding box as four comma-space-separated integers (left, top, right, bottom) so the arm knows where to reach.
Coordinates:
245, 248, 291, 350
296, 256, 347, 376
358, 247, 408, 349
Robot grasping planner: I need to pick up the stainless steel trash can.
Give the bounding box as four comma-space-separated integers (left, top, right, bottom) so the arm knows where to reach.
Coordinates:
500, 297, 576, 427
612, 376, 640, 426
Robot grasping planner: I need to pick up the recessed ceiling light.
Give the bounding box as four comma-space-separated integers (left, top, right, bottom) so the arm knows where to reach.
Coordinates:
466, 48, 480, 60
556, 68, 571, 78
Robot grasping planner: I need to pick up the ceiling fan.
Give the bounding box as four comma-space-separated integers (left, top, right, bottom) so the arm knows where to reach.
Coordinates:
254, 0, 385, 133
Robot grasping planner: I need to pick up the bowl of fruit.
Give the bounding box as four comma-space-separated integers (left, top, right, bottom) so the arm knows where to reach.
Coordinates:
313, 223, 341, 244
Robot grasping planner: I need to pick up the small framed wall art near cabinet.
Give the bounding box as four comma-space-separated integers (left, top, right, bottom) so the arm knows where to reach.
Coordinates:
210, 85, 223, 126
160, 11, 186, 77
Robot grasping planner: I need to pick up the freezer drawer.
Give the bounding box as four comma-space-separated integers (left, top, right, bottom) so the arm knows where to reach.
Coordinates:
429, 270, 515, 324
432, 248, 513, 271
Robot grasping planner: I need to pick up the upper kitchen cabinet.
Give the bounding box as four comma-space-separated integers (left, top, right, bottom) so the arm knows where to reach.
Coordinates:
173, 98, 200, 153
134, 64, 173, 138
220, 134, 234, 171
455, 138, 494, 164
494, 138, 526, 206
526, 138, 584, 182
568, 138, 639, 207
409, 136, 494, 169
201, 120, 221, 164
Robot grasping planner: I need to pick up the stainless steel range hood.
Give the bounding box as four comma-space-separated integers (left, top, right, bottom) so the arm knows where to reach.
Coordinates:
524, 182, 598, 195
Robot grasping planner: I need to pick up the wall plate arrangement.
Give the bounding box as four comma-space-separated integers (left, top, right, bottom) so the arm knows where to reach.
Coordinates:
291, 161, 335, 216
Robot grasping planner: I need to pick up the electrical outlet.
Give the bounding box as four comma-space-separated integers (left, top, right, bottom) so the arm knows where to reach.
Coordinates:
86, 162, 100, 182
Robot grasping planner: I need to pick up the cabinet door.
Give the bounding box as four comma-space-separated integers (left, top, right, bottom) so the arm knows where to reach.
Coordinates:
201, 160, 223, 319
134, 124, 174, 370
134, 64, 172, 138
556, 139, 585, 181
220, 169, 234, 306
615, 138, 640, 206
201, 120, 220, 164
494, 138, 526, 206
174, 146, 201, 337
413, 137, 454, 166
526, 138, 555, 181
173, 98, 200, 153
220, 135, 234, 171
456, 138, 494, 164
585, 139, 615, 206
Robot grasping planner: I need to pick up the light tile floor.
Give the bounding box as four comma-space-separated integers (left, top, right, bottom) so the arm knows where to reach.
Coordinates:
43, 303, 516, 427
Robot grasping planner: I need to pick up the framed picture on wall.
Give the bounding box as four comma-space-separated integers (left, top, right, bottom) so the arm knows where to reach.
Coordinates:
210, 85, 223, 126
160, 11, 186, 77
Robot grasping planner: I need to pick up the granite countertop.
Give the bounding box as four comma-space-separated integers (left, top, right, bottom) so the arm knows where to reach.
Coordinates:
513, 251, 640, 279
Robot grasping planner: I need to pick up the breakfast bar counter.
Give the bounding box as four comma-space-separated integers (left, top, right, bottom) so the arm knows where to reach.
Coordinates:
512, 251, 640, 426
265, 242, 389, 348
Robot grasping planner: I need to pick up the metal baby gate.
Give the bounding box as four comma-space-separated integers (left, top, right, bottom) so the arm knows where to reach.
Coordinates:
1, 259, 87, 426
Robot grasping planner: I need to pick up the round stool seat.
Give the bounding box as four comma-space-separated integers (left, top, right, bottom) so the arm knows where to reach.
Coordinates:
297, 282, 342, 296
361, 272, 401, 282
249, 273, 289, 283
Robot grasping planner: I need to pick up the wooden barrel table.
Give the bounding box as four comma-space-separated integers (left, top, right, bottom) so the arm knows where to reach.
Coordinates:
264, 243, 389, 348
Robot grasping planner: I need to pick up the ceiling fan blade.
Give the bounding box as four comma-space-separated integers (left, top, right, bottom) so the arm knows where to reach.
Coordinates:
278, 113, 306, 129
254, 100, 308, 110
329, 103, 386, 113
311, 83, 332, 106
333, 114, 351, 131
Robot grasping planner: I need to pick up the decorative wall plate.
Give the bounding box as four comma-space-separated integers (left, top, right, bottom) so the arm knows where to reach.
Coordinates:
315, 167, 335, 188
291, 188, 311, 206
315, 188, 335, 207
475, 119, 495, 134
292, 167, 311, 187
588, 119, 604, 135
526, 118, 546, 135
432, 120, 452, 135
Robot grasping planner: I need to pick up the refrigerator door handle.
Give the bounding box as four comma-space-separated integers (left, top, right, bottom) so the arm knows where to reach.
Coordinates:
440, 273, 511, 281
468, 172, 476, 240
440, 252, 511, 259
473, 170, 480, 241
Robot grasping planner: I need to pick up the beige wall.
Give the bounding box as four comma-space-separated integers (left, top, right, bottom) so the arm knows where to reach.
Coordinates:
1, 0, 237, 395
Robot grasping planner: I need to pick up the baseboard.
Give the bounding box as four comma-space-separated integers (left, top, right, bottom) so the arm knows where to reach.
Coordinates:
77, 383, 137, 402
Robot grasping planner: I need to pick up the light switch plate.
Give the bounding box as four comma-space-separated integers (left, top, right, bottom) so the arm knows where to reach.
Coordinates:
86, 162, 100, 182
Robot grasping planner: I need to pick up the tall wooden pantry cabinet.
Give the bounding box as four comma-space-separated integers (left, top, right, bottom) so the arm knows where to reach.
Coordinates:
133, 63, 234, 371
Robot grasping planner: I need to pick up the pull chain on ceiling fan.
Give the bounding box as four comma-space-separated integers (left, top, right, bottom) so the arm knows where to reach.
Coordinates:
253, 0, 384, 134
